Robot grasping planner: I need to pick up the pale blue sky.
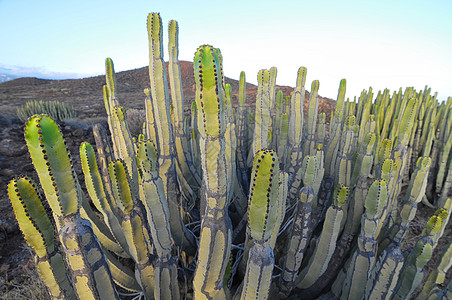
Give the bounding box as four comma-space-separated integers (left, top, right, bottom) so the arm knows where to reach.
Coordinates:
0, 0, 451, 100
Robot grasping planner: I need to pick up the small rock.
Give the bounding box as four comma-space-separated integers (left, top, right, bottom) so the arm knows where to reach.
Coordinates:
0, 115, 12, 127
73, 128, 84, 137
0, 168, 15, 177
0, 264, 10, 273
22, 163, 35, 172
65, 139, 74, 146
1, 146, 27, 157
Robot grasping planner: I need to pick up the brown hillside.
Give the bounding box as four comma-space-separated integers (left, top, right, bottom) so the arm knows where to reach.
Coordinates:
0, 61, 335, 121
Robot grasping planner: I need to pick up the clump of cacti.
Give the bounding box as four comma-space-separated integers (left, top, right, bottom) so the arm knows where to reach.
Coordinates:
8, 12, 452, 300
16, 100, 77, 122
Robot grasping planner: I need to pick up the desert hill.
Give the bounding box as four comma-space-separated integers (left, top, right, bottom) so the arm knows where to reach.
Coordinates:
0, 61, 335, 121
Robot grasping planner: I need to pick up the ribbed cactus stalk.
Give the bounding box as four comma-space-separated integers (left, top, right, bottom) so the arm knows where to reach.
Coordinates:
317, 112, 326, 145
147, 12, 195, 253
269, 66, 277, 109
419, 242, 452, 298
364, 246, 404, 300
137, 140, 179, 299
393, 236, 433, 299
304, 80, 320, 156
13, 115, 119, 300
8, 177, 76, 300
340, 180, 388, 300
250, 69, 272, 162
335, 116, 356, 187
277, 112, 289, 166
279, 155, 317, 296
376, 138, 393, 177
271, 90, 284, 151
381, 157, 431, 249
192, 45, 232, 300
224, 83, 247, 214
393, 211, 445, 299
79, 141, 130, 257
269, 171, 288, 249
108, 159, 155, 298
286, 67, 307, 203
287, 66, 306, 151
236, 71, 251, 195
359, 91, 374, 144
144, 88, 158, 145
104, 60, 138, 187
325, 79, 346, 177
168, 19, 202, 196
311, 145, 325, 210
241, 149, 280, 300
297, 185, 349, 289
436, 121, 452, 193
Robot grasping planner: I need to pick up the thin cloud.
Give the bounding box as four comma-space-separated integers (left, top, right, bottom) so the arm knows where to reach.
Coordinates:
0, 65, 93, 80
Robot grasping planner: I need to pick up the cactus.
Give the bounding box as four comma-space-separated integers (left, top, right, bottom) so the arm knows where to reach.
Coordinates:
8, 11, 452, 300
249, 69, 272, 162
8, 177, 77, 300
192, 45, 232, 300
278, 156, 317, 296
364, 246, 404, 300
339, 180, 388, 300
17, 100, 77, 123
10, 115, 119, 299
297, 185, 349, 289
147, 13, 196, 254
419, 242, 452, 298
286, 67, 307, 203
240, 149, 280, 300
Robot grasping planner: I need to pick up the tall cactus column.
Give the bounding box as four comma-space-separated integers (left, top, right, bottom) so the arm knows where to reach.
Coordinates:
286, 67, 307, 203
168, 19, 202, 195
241, 149, 280, 300
249, 69, 272, 163
192, 45, 232, 299
147, 13, 195, 253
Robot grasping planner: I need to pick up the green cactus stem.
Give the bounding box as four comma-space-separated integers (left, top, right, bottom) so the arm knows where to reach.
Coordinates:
340, 180, 388, 300
304, 80, 320, 156
297, 185, 349, 289
8, 177, 76, 300
325, 79, 346, 177
285, 68, 311, 204
249, 69, 272, 163
22, 115, 120, 299
192, 45, 232, 300
240, 149, 280, 300
168, 19, 202, 196
364, 246, 404, 300
279, 156, 317, 296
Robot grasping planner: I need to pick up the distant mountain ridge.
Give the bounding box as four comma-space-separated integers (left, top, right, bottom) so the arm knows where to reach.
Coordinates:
0, 74, 19, 83
0, 66, 89, 84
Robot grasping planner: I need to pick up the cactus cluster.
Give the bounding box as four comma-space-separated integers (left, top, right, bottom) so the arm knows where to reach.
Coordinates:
8, 12, 452, 300
17, 100, 77, 122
